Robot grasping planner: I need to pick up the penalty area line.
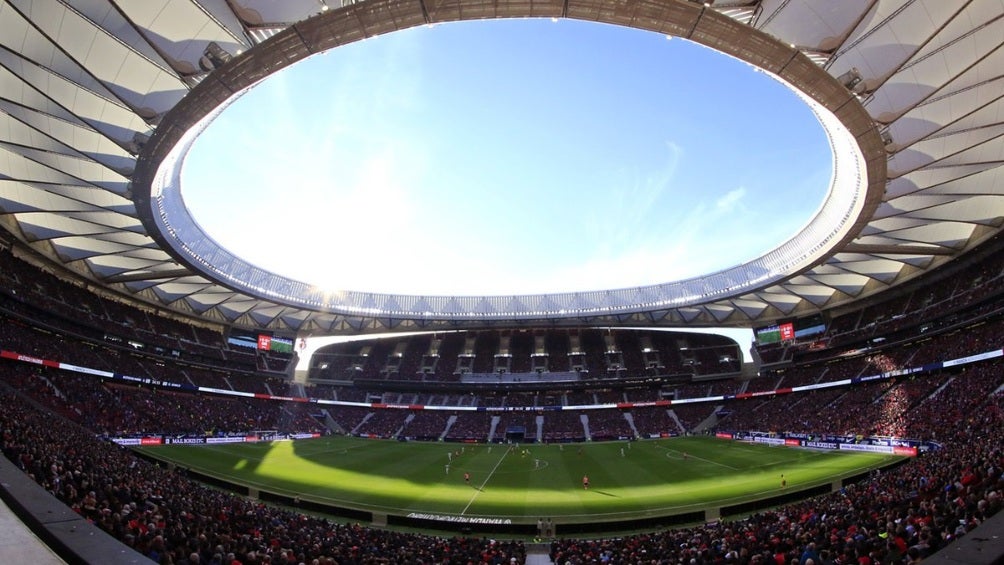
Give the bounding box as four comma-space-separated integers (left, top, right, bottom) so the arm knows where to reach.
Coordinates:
461, 446, 511, 515
663, 448, 738, 471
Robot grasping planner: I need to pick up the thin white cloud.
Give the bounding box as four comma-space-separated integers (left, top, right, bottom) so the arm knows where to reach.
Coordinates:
715, 186, 747, 212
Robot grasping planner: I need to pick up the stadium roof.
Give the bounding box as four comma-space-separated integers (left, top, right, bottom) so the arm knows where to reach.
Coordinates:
1, 0, 1002, 335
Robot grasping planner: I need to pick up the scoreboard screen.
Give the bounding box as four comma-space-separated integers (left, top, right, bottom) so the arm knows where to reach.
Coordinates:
755, 322, 794, 345
264, 335, 294, 354
755, 314, 825, 346
229, 330, 294, 353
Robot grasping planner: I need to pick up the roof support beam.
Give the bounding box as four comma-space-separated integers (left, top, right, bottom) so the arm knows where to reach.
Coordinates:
102, 268, 192, 283
841, 244, 956, 256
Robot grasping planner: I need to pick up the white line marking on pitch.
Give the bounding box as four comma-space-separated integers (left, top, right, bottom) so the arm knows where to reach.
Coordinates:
461, 446, 511, 515
682, 451, 738, 470
658, 446, 738, 470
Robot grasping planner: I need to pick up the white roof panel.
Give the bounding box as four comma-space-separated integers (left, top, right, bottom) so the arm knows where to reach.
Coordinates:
0, 0, 1002, 333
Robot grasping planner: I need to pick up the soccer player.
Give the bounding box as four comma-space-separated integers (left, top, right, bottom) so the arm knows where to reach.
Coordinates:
445, 464, 450, 474
464, 471, 471, 485
582, 474, 589, 490
781, 474, 787, 488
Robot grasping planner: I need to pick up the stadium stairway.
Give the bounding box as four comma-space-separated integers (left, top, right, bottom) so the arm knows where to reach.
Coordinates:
317, 409, 343, 434
692, 404, 724, 433
524, 542, 552, 565
622, 412, 641, 437
667, 409, 686, 434
350, 412, 374, 435
487, 415, 501, 442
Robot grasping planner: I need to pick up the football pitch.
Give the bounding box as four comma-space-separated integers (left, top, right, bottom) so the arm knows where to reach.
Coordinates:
137, 436, 899, 525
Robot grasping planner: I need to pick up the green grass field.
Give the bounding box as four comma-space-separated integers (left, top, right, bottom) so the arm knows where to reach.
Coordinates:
138, 436, 898, 524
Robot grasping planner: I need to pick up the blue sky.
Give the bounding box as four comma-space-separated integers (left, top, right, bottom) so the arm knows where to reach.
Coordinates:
183, 18, 830, 333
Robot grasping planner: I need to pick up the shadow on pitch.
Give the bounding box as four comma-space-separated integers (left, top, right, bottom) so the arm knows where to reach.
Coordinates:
591, 490, 619, 498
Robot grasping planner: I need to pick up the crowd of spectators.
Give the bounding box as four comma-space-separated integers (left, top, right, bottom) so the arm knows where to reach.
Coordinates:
584, 410, 634, 441
592, 390, 623, 404
552, 391, 1003, 565
673, 381, 731, 401
669, 403, 718, 432
3, 365, 324, 437
624, 389, 661, 403
743, 375, 783, 394
721, 360, 1004, 442
564, 391, 596, 406
753, 234, 1004, 372
773, 368, 825, 390
402, 411, 452, 441
494, 413, 538, 441
541, 411, 587, 443
721, 388, 846, 436
355, 409, 409, 439
6, 295, 1004, 446
0, 251, 292, 375
3, 231, 1004, 562
309, 328, 739, 383
630, 406, 681, 437
893, 362, 1003, 442
444, 412, 493, 442
3, 344, 1001, 564
0, 391, 526, 564
326, 406, 373, 434
824, 245, 1004, 349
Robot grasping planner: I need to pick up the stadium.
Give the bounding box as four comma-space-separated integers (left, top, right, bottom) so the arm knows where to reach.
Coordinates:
0, 0, 1002, 564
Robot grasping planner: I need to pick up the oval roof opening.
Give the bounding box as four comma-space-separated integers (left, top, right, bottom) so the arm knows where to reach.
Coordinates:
182, 19, 831, 297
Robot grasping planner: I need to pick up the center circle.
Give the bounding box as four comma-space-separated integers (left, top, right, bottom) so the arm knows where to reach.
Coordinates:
181, 19, 830, 297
